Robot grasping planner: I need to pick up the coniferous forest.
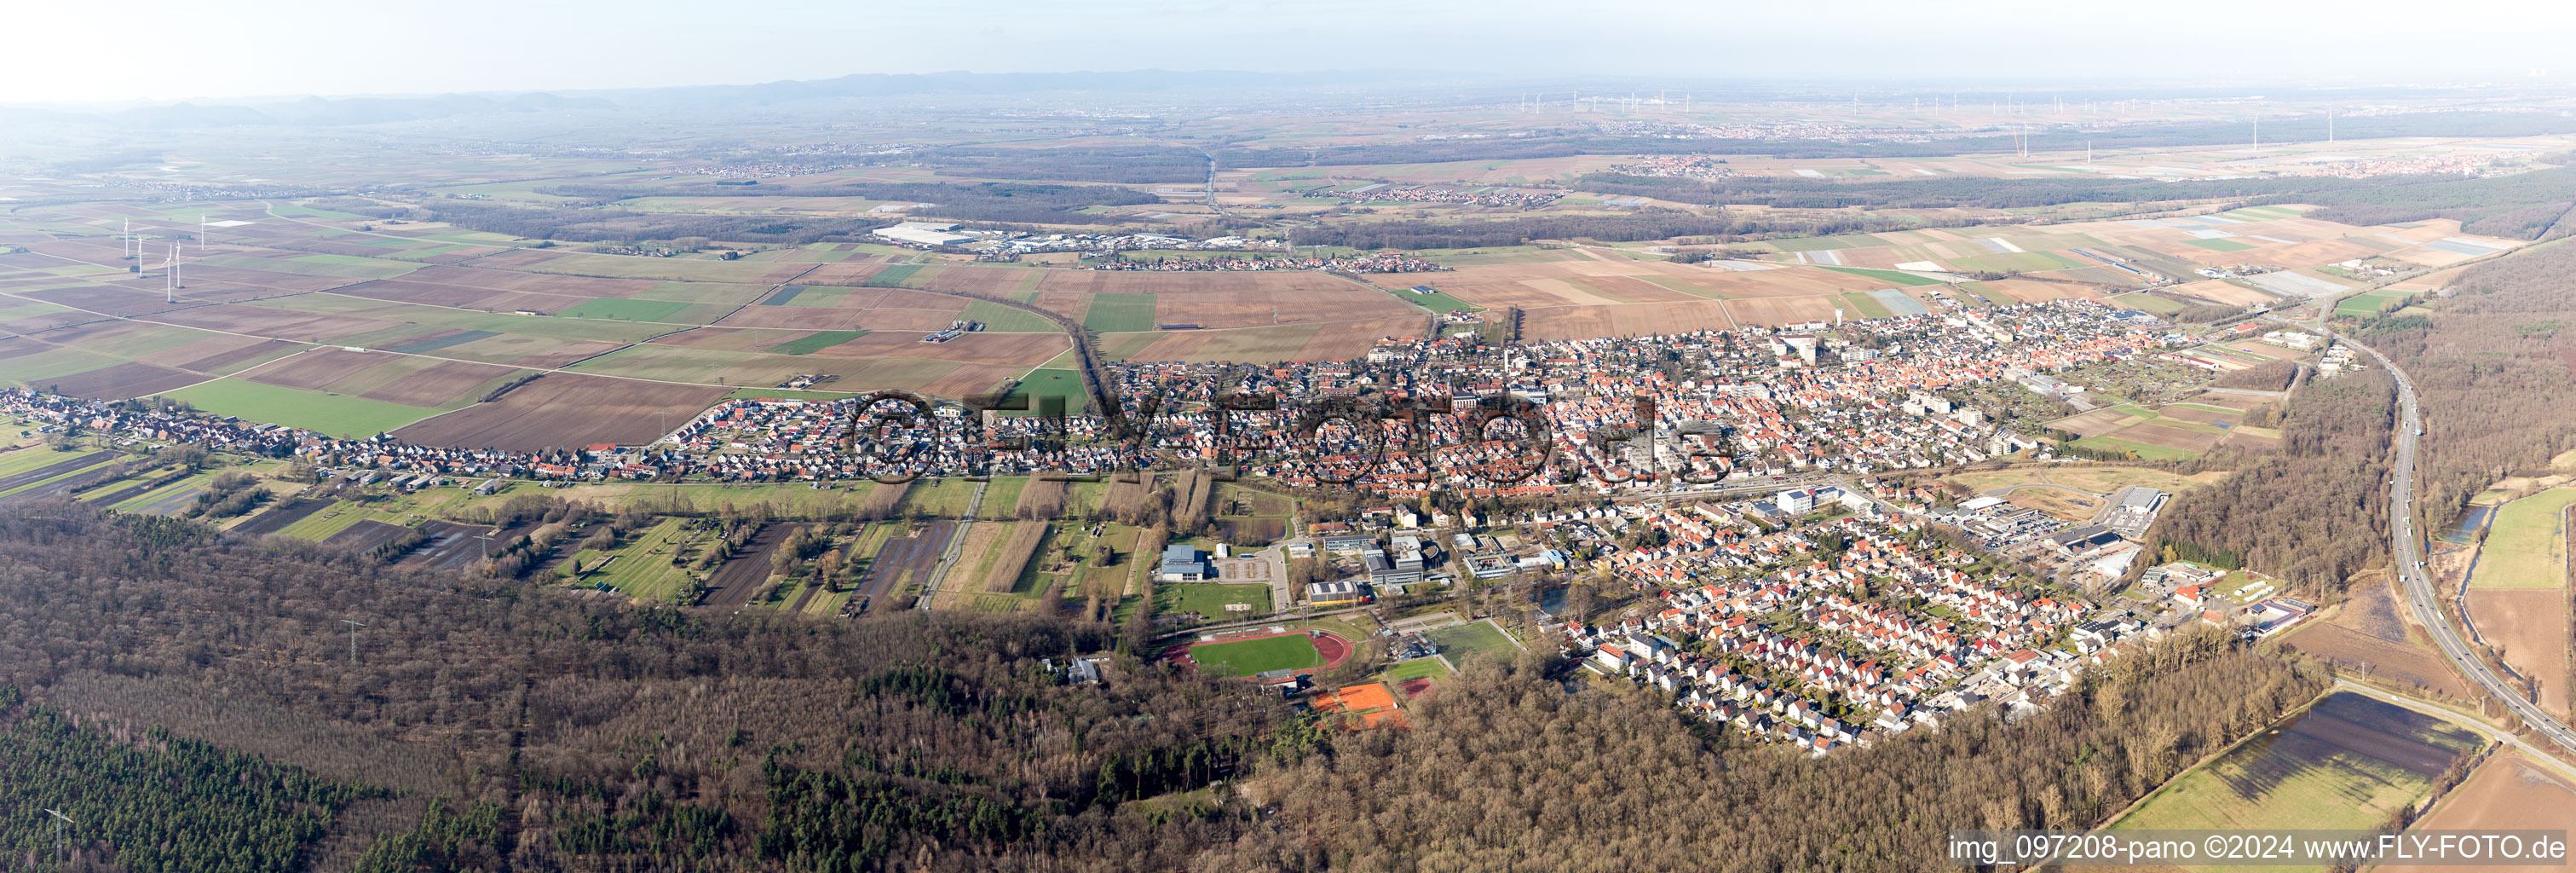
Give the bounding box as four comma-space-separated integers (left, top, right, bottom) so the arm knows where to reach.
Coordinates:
0, 503, 2325, 872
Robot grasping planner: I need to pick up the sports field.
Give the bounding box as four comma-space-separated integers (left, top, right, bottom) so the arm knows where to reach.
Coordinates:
2473, 488, 2576, 588
1186, 633, 1323, 678
1423, 619, 1519, 662
1002, 368, 1089, 414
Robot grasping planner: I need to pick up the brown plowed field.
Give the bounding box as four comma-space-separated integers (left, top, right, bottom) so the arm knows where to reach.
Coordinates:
699, 523, 793, 608
805, 330, 1065, 366
149, 336, 297, 373
320, 519, 415, 552
919, 364, 1025, 400
787, 263, 889, 286
402, 265, 658, 295
2380, 752, 2576, 873
1520, 301, 1735, 338
2283, 575, 2473, 699
356, 360, 519, 406
390, 373, 726, 452
23, 285, 198, 317
2469, 587, 2570, 714
242, 348, 380, 390
1719, 296, 1839, 327
1031, 270, 1414, 328
154, 304, 392, 343
48, 361, 207, 399
851, 521, 956, 613
231, 497, 335, 537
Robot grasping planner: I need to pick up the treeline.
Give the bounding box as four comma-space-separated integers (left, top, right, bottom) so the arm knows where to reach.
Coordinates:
2259, 165, 2576, 240
2363, 240, 2576, 529
1285, 210, 1765, 249
1577, 171, 2321, 211
536, 180, 1163, 225
920, 145, 1213, 184
406, 199, 896, 245
2150, 367, 2396, 591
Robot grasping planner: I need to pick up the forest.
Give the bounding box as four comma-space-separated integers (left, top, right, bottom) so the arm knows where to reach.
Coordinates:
2357, 238, 2576, 529
0, 502, 2334, 872
2262, 165, 2576, 240
533, 181, 1164, 225
403, 200, 897, 246
2149, 367, 2396, 591
1280, 210, 1915, 249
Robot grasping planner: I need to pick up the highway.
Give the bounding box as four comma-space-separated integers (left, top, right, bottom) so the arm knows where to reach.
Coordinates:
2337, 331, 2576, 755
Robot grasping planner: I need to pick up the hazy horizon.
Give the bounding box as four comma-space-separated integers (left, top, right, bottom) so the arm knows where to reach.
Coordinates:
13, 0, 2576, 106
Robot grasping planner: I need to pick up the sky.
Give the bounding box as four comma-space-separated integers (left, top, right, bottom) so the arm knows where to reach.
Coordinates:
10, 0, 2576, 104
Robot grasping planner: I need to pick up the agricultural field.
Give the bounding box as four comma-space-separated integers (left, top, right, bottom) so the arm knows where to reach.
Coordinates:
2281, 574, 2474, 699
158, 379, 447, 438
2112, 691, 2484, 834
2049, 396, 2273, 461
2468, 588, 2571, 715
2470, 488, 2576, 588
389, 373, 728, 452
2381, 752, 2576, 873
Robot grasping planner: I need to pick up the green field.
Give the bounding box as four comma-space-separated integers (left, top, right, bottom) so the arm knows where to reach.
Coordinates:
958, 300, 1060, 332
558, 298, 692, 321
1423, 620, 1519, 662
864, 264, 924, 286
158, 379, 437, 439
1186, 633, 1323, 678
1816, 265, 1945, 286
2112, 693, 2482, 842
1082, 292, 1158, 332
566, 517, 699, 602
2472, 488, 2576, 588
2110, 293, 2189, 315
1157, 582, 1273, 620
1375, 658, 1449, 684
2070, 434, 2201, 462
1000, 368, 1090, 414
766, 330, 867, 356
894, 478, 980, 517
1835, 292, 1893, 320
2185, 239, 2256, 252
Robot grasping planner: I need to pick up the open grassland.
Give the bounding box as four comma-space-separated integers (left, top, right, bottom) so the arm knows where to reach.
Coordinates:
2472, 488, 2576, 588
